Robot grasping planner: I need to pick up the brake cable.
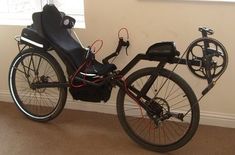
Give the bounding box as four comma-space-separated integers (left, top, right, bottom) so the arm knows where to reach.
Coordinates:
118, 27, 130, 56
90, 39, 103, 54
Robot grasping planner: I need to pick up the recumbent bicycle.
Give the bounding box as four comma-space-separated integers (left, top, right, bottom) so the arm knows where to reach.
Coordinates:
9, 4, 228, 152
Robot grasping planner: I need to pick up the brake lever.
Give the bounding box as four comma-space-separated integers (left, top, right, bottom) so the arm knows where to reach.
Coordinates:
118, 37, 130, 55
102, 36, 130, 64
125, 40, 130, 56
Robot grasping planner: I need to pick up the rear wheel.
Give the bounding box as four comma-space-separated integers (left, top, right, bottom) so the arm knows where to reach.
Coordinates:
117, 68, 199, 152
9, 49, 67, 122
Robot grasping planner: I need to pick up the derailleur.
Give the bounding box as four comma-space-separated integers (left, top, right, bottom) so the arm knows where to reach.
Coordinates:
152, 112, 184, 127
146, 98, 184, 127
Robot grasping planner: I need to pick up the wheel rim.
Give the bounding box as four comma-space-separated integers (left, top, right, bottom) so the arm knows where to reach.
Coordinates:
10, 52, 63, 118
122, 71, 194, 146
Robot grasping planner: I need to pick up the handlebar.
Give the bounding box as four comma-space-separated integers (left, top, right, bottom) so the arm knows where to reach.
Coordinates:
102, 37, 130, 64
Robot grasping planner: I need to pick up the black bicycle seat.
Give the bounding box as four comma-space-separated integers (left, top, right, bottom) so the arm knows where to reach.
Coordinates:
41, 4, 116, 75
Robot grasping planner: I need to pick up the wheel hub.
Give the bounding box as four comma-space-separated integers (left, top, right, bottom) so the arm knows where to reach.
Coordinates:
147, 97, 171, 126
31, 75, 49, 93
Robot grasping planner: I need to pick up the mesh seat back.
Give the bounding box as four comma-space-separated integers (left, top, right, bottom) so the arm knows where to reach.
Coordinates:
41, 4, 85, 67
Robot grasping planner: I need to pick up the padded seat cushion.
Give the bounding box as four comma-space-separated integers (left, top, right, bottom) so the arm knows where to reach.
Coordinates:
146, 42, 180, 58
83, 60, 117, 75
42, 4, 86, 67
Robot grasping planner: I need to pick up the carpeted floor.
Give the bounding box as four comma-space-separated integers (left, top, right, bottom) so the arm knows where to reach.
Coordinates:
0, 101, 235, 155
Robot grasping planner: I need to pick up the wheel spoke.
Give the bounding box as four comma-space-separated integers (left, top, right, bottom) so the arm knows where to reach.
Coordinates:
9, 51, 66, 121
118, 68, 199, 150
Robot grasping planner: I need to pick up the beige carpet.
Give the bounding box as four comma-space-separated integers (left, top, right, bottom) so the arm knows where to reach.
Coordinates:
0, 101, 235, 155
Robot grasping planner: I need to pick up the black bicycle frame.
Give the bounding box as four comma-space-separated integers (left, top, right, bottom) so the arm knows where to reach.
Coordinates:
119, 54, 201, 77
28, 44, 202, 116
31, 52, 201, 89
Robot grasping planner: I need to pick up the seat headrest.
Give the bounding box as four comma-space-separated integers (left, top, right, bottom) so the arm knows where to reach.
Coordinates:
42, 4, 62, 30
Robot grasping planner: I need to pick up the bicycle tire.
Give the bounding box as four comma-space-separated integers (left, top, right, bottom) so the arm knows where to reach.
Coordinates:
9, 48, 67, 122
117, 67, 200, 152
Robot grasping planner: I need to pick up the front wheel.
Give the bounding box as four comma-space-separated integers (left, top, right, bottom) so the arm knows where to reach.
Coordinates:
9, 49, 67, 122
117, 68, 200, 152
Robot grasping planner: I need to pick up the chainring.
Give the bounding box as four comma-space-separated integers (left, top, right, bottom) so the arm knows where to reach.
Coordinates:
186, 38, 228, 79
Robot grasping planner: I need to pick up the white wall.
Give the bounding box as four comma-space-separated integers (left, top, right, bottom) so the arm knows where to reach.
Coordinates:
0, 0, 235, 127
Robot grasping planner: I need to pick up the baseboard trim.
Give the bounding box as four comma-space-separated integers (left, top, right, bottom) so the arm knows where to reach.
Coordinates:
65, 98, 117, 115
1, 90, 235, 128
200, 111, 235, 128
0, 90, 12, 103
